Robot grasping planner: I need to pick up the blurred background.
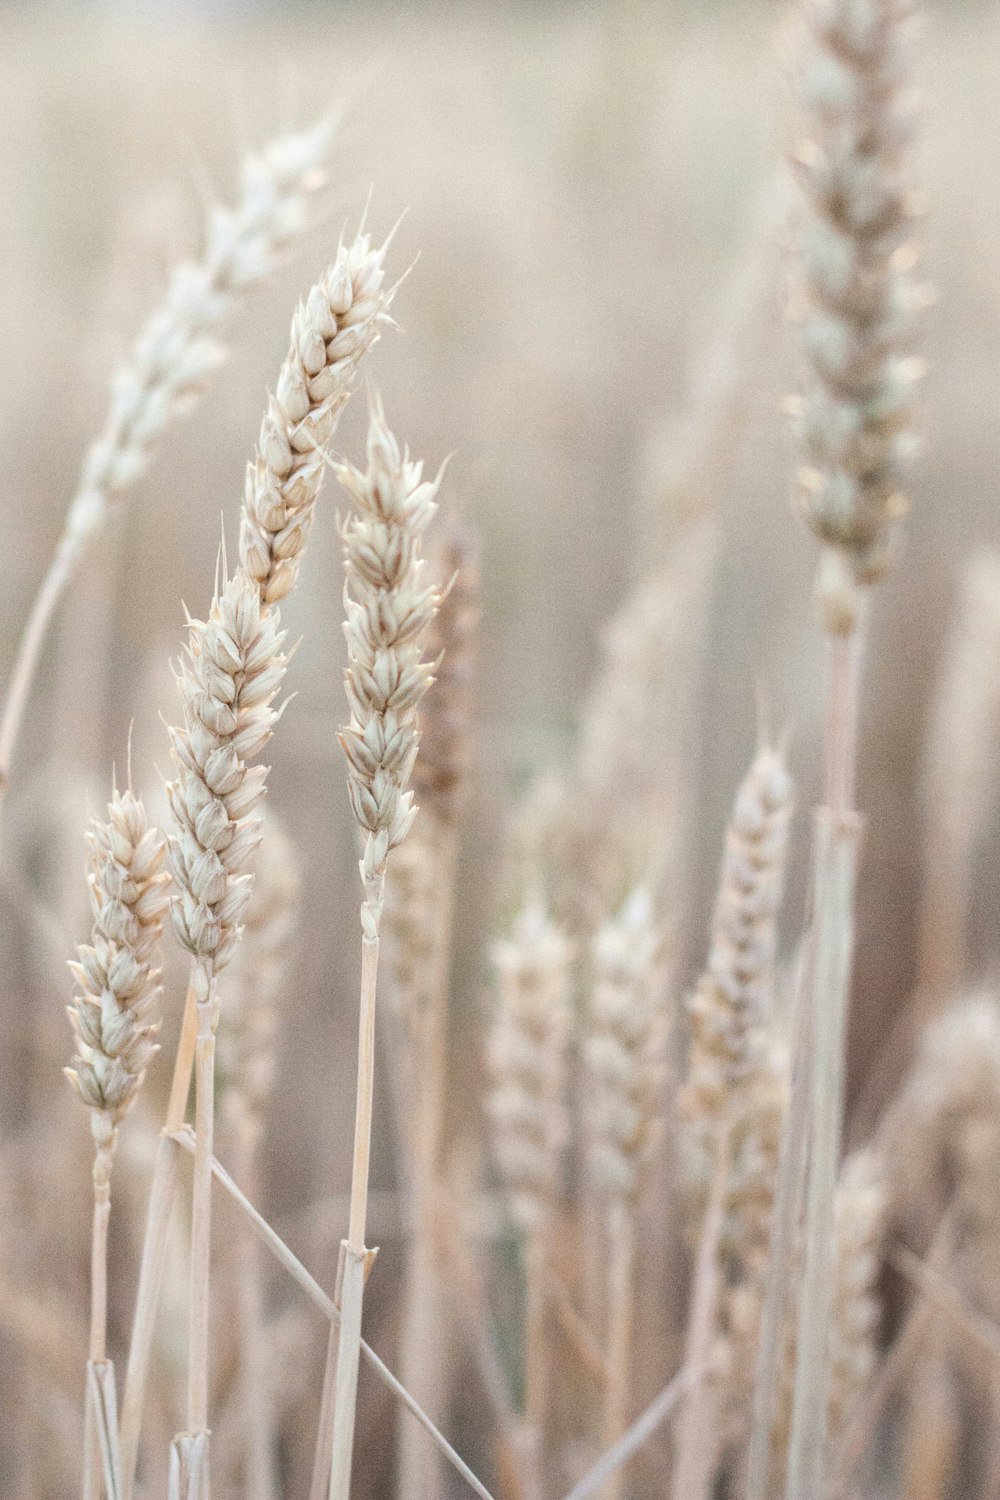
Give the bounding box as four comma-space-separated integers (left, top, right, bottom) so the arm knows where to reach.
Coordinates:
3, 0, 1000, 1494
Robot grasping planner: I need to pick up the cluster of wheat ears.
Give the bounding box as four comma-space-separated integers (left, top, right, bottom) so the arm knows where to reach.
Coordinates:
6, 0, 1000, 1497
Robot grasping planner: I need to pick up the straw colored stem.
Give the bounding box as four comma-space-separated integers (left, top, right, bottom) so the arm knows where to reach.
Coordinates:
745, 943, 815, 1500
120, 976, 198, 1500
235, 1163, 277, 1500
329, 926, 381, 1500
187, 969, 217, 1438
0, 528, 79, 815
349, 932, 380, 1254
309, 1324, 340, 1500
785, 809, 861, 1500
671, 1129, 731, 1500
84, 1145, 113, 1500
167, 1129, 495, 1500
562, 1367, 690, 1500
600, 1201, 636, 1500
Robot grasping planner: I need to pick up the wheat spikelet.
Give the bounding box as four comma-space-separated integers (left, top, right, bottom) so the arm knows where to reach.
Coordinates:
488, 901, 573, 1235
675, 745, 792, 1500
791, 0, 926, 627
383, 531, 478, 1050
165, 570, 287, 978
681, 744, 794, 1134
584, 888, 666, 1205
410, 529, 479, 827
770, 1148, 886, 1480
240, 230, 392, 606
65, 784, 170, 1498
337, 398, 442, 918
717, 1037, 790, 1453
71, 118, 336, 549
582, 885, 665, 1487
827, 1149, 884, 1444
66, 788, 170, 1136
487, 897, 571, 1488
0, 117, 338, 804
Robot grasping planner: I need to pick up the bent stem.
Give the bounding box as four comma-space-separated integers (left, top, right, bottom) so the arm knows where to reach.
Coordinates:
120, 974, 199, 1500
329, 895, 383, 1500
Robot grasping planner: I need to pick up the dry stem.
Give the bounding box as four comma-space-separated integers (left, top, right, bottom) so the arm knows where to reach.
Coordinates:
670, 1129, 731, 1500
600, 1201, 636, 1500
328, 916, 382, 1500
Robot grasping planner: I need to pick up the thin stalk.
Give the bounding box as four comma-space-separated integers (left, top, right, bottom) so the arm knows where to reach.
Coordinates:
744, 939, 815, 1500
235, 1149, 277, 1500
784, 808, 861, 1500
84, 1133, 115, 1500
523, 1226, 550, 1497
600, 1200, 636, 1500
120, 974, 198, 1500
329, 920, 382, 1500
0, 529, 81, 815
562, 1367, 691, 1500
309, 1324, 340, 1500
168, 1126, 496, 1500
670, 1129, 731, 1500
187, 963, 217, 1437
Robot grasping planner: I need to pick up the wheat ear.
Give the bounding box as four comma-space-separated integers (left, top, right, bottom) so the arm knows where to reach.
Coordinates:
676, 744, 793, 1500
395, 530, 479, 1500
781, 3, 925, 1494
487, 898, 572, 1494
122, 236, 390, 1500
326, 399, 442, 1500
582, 887, 665, 1497
65, 785, 169, 1500
0, 116, 336, 813
218, 813, 300, 1500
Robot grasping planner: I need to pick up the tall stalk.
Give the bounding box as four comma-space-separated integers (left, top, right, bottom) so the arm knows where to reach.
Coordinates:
776, 0, 925, 1488
327, 403, 443, 1500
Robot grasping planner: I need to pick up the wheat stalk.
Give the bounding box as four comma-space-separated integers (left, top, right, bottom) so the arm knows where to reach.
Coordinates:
582, 886, 665, 1498
326, 398, 442, 1500
65, 785, 170, 1499
677, 743, 793, 1500
779, 3, 925, 1493
218, 813, 300, 1500
487, 898, 572, 1494
122, 234, 390, 1500
0, 116, 337, 814
395, 529, 479, 1500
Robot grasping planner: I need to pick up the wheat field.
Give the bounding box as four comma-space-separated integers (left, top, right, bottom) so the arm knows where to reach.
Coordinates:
3, 1, 1000, 1498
